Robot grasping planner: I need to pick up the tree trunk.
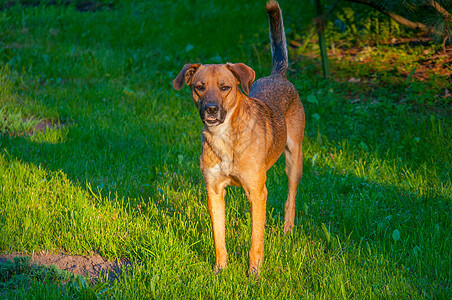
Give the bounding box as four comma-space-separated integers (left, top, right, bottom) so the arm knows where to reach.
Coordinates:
313, 0, 330, 78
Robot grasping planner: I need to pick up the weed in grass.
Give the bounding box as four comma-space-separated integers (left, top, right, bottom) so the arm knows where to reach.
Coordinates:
0, 108, 41, 136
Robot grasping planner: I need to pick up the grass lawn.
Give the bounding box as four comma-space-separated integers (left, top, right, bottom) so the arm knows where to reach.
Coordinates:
0, 0, 451, 298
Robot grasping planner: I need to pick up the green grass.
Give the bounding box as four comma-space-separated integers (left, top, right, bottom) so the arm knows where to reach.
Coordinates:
0, 0, 451, 298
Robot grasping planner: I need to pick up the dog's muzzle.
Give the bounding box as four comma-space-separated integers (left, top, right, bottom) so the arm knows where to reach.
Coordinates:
200, 102, 226, 126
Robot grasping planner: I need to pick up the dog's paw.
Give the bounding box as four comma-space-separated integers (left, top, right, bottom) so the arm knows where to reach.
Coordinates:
284, 222, 294, 234
247, 265, 261, 277
213, 263, 227, 275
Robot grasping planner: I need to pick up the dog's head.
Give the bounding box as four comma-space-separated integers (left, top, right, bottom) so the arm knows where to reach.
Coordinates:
172, 63, 255, 127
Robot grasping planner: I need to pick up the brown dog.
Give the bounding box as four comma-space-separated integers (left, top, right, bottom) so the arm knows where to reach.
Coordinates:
172, 1, 305, 275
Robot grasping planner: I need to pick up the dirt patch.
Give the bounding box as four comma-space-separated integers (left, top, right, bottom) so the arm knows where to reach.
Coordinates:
291, 37, 452, 84
0, 117, 64, 137
32, 119, 63, 133
0, 252, 129, 283
332, 46, 452, 81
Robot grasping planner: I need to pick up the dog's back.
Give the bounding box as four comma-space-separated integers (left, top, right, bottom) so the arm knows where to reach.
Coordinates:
250, 1, 300, 116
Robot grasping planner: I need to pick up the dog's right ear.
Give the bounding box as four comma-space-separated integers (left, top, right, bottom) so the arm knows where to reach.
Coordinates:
172, 64, 201, 90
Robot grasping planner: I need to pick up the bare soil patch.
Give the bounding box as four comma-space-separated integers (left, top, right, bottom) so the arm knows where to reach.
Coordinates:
331, 44, 452, 82
0, 252, 129, 283
32, 120, 66, 133
32, 119, 63, 133
0, 118, 64, 137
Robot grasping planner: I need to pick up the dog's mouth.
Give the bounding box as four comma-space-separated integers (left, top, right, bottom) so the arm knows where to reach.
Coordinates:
200, 107, 226, 126
204, 116, 222, 126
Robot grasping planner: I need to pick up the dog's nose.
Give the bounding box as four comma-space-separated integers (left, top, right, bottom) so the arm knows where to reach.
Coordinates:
205, 103, 219, 115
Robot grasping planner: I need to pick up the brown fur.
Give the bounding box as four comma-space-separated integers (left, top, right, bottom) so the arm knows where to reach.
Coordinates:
172, 1, 305, 275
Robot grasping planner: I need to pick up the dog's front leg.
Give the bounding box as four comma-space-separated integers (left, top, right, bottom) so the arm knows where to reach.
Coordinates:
244, 181, 268, 276
206, 184, 227, 272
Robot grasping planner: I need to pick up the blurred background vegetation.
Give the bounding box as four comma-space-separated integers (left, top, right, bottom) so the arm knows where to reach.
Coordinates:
2, 0, 451, 45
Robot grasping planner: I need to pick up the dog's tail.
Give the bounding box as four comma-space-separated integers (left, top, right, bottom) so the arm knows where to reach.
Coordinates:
266, 1, 288, 77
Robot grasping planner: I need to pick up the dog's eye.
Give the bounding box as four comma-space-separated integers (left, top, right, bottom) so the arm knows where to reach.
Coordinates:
196, 85, 205, 92
220, 86, 231, 91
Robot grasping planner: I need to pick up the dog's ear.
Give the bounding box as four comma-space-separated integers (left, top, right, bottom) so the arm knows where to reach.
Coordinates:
226, 63, 255, 95
172, 64, 201, 90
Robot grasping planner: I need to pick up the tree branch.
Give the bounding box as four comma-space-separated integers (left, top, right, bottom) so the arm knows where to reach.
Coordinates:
429, 1, 451, 22
344, 0, 434, 34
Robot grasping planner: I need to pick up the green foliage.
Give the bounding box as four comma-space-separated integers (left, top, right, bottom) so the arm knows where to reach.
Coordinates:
0, 0, 119, 11
303, 0, 452, 46
378, 0, 452, 41
0, 108, 41, 135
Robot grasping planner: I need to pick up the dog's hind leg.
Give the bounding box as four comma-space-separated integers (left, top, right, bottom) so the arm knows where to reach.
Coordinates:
283, 102, 305, 233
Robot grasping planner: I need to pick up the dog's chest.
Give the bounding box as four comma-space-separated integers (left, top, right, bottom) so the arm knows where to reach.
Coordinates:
202, 129, 240, 175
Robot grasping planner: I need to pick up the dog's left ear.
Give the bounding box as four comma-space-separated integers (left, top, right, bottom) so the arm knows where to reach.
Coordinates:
172, 63, 201, 90
226, 63, 255, 95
